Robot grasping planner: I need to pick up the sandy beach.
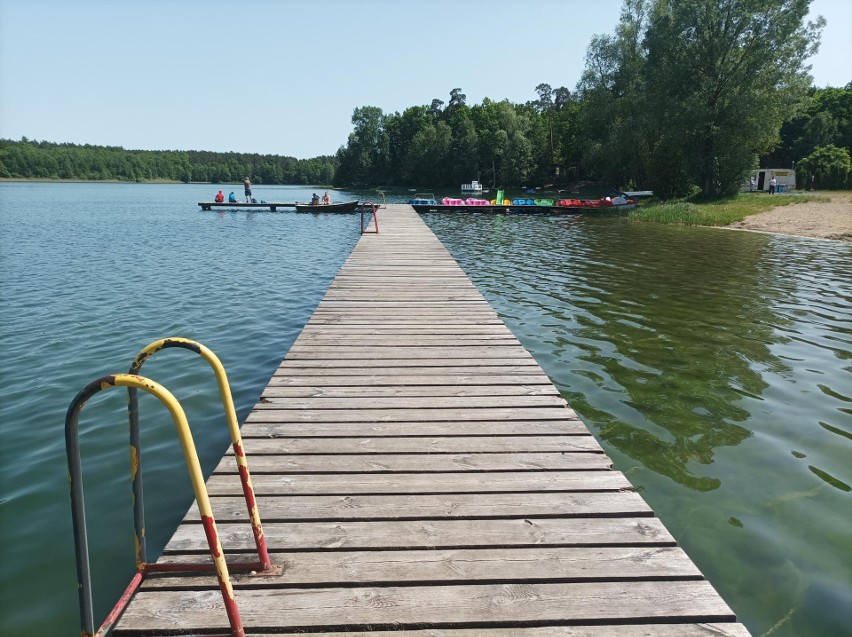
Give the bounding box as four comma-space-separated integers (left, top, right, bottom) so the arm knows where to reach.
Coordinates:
730, 192, 852, 241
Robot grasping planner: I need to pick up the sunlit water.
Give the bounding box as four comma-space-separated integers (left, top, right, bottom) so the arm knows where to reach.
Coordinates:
420, 212, 851, 637
1, 185, 849, 636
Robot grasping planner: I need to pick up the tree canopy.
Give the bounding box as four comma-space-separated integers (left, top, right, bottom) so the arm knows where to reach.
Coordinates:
576, 0, 826, 197
0, 138, 337, 185
334, 0, 837, 197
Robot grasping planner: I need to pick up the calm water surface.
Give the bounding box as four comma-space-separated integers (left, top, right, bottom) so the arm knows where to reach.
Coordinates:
1, 184, 849, 636
421, 212, 851, 637
0, 182, 362, 634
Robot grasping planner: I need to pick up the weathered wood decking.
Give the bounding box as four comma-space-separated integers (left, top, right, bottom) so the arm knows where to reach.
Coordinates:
116, 204, 749, 635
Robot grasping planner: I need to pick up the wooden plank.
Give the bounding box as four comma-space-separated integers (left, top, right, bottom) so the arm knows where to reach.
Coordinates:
254, 395, 570, 409
245, 408, 586, 425
186, 491, 652, 522
272, 365, 547, 376
163, 517, 676, 553
231, 436, 602, 454
293, 335, 522, 342
143, 546, 701, 588
264, 374, 554, 386
199, 626, 752, 637
272, 367, 544, 379
239, 421, 586, 437
117, 581, 736, 631
204, 471, 632, 495
260, 384, 561, 398
327, 282, 480, 289
296, 326, 516, 335
305, 319, 507, 326
322, 293, 487, 301
213, 452, 612, 474
284, 347, 535, 360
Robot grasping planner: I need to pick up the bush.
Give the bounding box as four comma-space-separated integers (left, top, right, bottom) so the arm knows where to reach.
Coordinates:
797, 145, 851, 189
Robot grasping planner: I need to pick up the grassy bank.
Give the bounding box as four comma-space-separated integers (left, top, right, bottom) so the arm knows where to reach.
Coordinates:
628, 192, 830, 225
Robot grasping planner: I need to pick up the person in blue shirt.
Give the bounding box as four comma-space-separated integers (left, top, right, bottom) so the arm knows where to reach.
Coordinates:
228, 192, 237, 202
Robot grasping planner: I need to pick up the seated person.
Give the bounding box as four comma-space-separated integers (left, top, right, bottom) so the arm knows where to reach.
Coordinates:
322, 192, 330, 205
228, 192, 237, 202
215, 190, 224, 203
311, 193, 320, 205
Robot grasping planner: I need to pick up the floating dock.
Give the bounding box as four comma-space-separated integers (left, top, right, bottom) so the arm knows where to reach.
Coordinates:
115, 204, 749, 635
199, 202, 297, 211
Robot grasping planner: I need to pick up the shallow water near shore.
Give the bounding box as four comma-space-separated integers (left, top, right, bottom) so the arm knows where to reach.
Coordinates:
1, 183, 850, 636
420, 211, 851, 637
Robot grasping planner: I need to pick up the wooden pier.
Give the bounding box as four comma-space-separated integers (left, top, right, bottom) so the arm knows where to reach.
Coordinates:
115, 204, 749, 635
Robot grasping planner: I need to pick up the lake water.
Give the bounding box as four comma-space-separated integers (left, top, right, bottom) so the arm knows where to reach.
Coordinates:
421, 211, 852, 637
1, 183, 849, 636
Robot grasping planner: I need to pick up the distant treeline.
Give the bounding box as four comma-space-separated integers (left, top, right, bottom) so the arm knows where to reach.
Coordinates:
334, 0, 852, 196
0, 138, 337, 185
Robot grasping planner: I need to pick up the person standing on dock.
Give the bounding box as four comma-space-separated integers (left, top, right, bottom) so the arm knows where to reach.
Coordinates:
244, 176, 252, 203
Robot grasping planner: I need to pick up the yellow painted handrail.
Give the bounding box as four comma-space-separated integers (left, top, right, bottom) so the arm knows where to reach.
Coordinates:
128, 337, 270, 570
65, 373, 243, 637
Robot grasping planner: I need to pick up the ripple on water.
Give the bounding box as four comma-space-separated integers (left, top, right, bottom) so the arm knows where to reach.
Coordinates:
0, 183, 360, 634
422, 211, 852, 637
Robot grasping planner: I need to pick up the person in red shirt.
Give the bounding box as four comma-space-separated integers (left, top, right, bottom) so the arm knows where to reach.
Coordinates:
215, 190, 224, 202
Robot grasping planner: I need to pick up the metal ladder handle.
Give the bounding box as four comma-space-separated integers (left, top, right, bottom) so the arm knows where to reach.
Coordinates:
65, 373, 243, 637
128, 337, 271, 571
360, 201, 379, 234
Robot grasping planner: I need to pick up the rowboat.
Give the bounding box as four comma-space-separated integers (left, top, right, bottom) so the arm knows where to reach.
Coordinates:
293, 200, 360, 213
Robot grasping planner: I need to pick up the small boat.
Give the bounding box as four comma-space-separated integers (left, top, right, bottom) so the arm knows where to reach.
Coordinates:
293, 200, 360, 213
554, 192, 637, 211
460, 180, 483, 194
408, 193, 438, 206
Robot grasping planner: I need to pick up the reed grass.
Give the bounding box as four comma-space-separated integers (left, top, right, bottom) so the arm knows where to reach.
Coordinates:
628, 192, 830, 226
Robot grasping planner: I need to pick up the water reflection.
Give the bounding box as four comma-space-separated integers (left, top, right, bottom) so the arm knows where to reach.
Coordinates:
428, 214, 793, 491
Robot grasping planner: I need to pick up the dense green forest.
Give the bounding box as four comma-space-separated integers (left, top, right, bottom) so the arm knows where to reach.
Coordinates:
0, 138, 336, 185
334, 0, 851, 196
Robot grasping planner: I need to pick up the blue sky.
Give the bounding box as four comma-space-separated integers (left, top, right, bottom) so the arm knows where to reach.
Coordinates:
1, 0, 849, 158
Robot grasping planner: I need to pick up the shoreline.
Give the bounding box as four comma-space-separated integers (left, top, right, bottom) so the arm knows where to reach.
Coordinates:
3, 179, 849, 241
726, 192, 852, 241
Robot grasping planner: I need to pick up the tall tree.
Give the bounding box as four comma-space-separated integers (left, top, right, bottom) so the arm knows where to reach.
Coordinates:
644, 0, 824, 196
335, 106, 387, 185
577, 0, 654, 191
